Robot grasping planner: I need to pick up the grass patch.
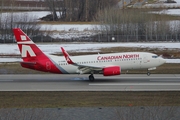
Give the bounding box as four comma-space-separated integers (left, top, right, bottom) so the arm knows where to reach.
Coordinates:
0, 91, 179, 108
0, 63, 46, 74
124, 63, 180, 74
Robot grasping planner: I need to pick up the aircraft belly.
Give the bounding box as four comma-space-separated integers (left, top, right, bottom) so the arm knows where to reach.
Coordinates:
62, 65, 78, 74
118, 61, 133, 70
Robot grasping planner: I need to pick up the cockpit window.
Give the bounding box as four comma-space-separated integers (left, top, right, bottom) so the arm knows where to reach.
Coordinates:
152, 56, 158, 58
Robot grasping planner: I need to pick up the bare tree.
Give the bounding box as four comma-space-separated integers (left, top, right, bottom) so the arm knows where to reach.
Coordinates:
96, 8, 180, 42
0, 12, 42, 43
45, 0, 58, 21
44, 0, 119, 21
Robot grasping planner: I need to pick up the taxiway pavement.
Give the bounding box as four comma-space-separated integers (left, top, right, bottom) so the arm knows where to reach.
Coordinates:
0, 74, 180, 91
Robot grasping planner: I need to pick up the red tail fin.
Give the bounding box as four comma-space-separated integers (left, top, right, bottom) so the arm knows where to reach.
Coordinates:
13, 28, 62, 74
13, 28, 46, 62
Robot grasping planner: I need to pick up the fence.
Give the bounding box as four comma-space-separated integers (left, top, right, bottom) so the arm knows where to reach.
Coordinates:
1, 34, 180, 43
35, 34, 180, 42
95, 34, 180, 42
0, 6, 48, 11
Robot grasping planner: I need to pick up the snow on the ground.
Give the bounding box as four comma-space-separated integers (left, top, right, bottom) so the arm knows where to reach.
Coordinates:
1, 9, 180, 39
41, 24, 98, 32
151, 9, 180, 16
165, 59, 180, 63
1, 42, 180, 55
0, 11, 99, 38
0, 11, 50, 22
0, 43, 122, 55
0, 11, 98, 32
159, 0, 180, 3
0, 58, 21, 63
144, 0, 180, 15
164, 9, 180, 16
41, 24, 100, 39
0, 42, 180, 63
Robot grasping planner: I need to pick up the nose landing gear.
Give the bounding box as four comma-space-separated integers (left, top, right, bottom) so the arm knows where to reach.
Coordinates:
147, 71, 151, 76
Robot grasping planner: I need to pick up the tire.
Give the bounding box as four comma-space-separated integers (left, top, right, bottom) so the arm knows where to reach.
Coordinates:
147, 72, 151, 76
89, 74, 95, 82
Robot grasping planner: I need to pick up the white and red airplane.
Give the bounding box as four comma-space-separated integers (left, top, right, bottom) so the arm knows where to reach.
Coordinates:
13, 28, 166, 81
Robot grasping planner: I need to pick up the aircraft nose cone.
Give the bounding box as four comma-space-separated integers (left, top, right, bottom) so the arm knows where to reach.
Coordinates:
160, 58, 166, 64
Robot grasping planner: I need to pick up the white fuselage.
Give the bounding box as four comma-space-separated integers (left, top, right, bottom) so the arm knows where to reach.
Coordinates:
47, 52, 166, 74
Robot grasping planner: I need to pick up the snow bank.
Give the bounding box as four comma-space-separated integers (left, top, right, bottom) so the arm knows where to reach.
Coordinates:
0, 42, 180, 63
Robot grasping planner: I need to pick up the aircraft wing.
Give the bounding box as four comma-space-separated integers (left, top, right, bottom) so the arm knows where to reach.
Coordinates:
73, 63, 103, 74
60, 47, 103, 73
71, 63, 103, 69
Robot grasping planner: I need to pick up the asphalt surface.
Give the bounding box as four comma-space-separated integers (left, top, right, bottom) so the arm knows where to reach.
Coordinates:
0, 74, 179, 120
0, 74, 180, 91
0, 107, 180, 120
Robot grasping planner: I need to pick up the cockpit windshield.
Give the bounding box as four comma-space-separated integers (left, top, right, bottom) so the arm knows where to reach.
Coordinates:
152, 56, 158, 58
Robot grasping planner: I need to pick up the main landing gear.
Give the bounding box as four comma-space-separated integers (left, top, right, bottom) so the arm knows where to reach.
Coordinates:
89, 74, 95, 82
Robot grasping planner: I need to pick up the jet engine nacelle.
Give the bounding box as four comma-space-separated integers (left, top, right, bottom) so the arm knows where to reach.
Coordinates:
103, 66, 121, 76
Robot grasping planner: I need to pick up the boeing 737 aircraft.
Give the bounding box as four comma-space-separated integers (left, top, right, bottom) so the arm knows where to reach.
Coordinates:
13, 28, 166, 81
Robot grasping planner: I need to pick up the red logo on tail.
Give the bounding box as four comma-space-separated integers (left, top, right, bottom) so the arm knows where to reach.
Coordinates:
21, 45, 36, 57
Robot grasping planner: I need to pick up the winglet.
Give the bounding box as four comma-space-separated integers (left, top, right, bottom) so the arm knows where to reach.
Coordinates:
61, 47, 74, 64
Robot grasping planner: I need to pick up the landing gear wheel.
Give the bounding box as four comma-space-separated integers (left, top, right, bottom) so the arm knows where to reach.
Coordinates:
89, 74, 95, 82
147, 71, 151, 76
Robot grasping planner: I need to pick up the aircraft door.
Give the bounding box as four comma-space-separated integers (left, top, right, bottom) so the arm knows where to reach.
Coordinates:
139, 60, 142, 68
143, 55, 149, 63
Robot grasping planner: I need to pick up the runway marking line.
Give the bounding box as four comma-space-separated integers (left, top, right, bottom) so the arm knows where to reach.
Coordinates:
89, 83, 180, 86
150, 80, 180, 82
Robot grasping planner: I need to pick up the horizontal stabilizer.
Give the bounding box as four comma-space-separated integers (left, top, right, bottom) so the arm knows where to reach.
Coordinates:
20, 62, 36, 65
